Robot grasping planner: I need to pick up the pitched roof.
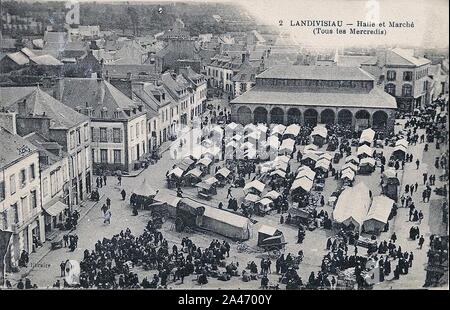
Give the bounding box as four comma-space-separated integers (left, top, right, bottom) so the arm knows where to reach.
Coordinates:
257, 65, 374, 81
0, 127, 38, 169
6, 51, 30, 65
337, 55, 378, 67
23, 132, 65, 169
231, 85, 396, 109
0, 86, 89, 129
59, 78, 140, 120
30, 54, 63, 66
386, 48, 431, 67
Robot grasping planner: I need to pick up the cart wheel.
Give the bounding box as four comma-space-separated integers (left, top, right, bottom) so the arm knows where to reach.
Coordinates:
175, 217, 185, 232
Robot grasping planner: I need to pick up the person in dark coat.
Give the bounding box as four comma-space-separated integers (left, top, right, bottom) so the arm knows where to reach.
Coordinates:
121, 189, 126, 200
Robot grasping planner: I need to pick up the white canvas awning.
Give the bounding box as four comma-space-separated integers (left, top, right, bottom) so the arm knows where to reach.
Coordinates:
284, 124, 300, 136
133, 178, 158, 196
311, 125, 328, 138
341, 169, 355, 181
258, 198, 273, 206
279, 138, 296, 152
393, 145, 407, 154
197, 157, 213, 167
204, 176, 219, 185
244, 179, 265, 193
186, 168, 203, 178
315, 159, 330, 171
256, 123, 268, 133
274, 155, 291, 164
302, 152, 319, 162
44, 201, 68, 217
333, 182, 371, 229
342, 162, 358, 172
359, 128, 375, 144
365, 195, 394, 224
226, 122, 241, 132
226, 140, 238, 149
244, 193, 260, 203
264, 190, 281, 200
244, 148, 257, 159
244, 123, 257, 132
360, 157, 376, 167
267, 135, 280, 149
270, 169, 286, 178
168, 167, 184, 178
216, 167, 231, 178
319, 153, 333, 161
291, 177, 313, 192
357, 145, 373, 157
232, 134, 243, 141
395, 138, 409, 149
296, 166, 316, 180
274, 161, 288, 172
304, 144, 319, 152
271, 124, 286, 135
244, 131, 261, 140
345, 155, 360, 164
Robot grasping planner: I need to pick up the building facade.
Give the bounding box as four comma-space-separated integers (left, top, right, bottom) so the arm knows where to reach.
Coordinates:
230, 65, 397, 133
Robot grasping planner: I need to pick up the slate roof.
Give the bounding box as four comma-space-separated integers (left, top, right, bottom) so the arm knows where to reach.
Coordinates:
23, 132, 65, 169
0, 86, 89, 129
30, 55, 63, 66
6, 51, 30, 65
337, 55, 378, 67
0, 127, 38, 169
231, 85, 397, 109
257, 65, 374, 81
59, 78, 141, 120
384, 48, 431, 67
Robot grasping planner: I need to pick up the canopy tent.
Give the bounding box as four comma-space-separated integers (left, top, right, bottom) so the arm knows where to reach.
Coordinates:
270, 169, 286, 178
291, 177, 314, 193
258, 197, 273, 206
196, 157, 213, 167
188, 146, 203, 160
363, 195, 394, 233
266, 136, 280, 149
333, 182, 371, 231
204, 176, 219, 186
44, 201, 68, 217
359, 128, 376, 145
395, 138, 409, 149
274, 161, 288, 172
257, 224, 284, 246
151, 192, 182, 218
225, 122, 242, 132
274, 155, 291, 164
311, 125, 328, 138
256, 123, 268, 134
259, 162, 275, 174
341, 162, 358, 172
211, 125, 224, 135
345, 155, 360, 165
203, 146, 221, 158
315, 159, 330, 171
296, 166, 316, 180
243, 179, 265, 193
284, 124, 301, 137
279, 138, 296, 153
196, 181, 214, 190
304, 144, 319, 152
360, 157, 376, 167
383, 168, 398, 180
271, 124, 286, 135
185, 167, 203, 178
244, 193, 260, 203
357, 145, 373, 157
319, 153, 333, 162
264, 190, 281, 200
393, 145, 407, 154
341, 169, 356, 181
168, 167, 184, 178
241, 141, 255, 150
225, 140, 239, 149
216, 167, 231, 178
302, 152, 319, 163
202, 205, 252, 240
133, 178, 158, 196
244, 131, 261, 141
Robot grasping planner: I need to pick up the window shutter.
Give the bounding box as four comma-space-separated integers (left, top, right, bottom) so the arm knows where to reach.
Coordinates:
93, 128, 100, 142
107, 128, 113, 143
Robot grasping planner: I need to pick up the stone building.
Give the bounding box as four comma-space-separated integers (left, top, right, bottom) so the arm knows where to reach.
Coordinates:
230, 65, 397, 133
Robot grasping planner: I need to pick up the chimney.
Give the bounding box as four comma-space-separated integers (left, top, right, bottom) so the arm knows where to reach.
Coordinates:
18, 99, 27, 116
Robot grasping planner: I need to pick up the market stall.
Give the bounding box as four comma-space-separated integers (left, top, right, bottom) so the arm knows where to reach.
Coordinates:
363, 195, 394, 234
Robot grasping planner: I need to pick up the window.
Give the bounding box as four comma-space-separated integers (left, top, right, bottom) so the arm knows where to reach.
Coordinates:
50, 171, 58, 197
386, 70, 396, 81
9, 174, 16, 195
76, 128, 81, 145
113, 150, 122, 164
21, 196, 28, 218
100, 149, 108, 163
84, 124, 89, 141
100, 128, 107, 142
42, 177, 48, 197
91, 149, 95, 163
30, 190, 37, 209
85, 147, 90, 168
403, 71, 413, 81
70, 131, 75, 149
402, 84, 413, 96
0, 181, 5, 202
11, 203, 18, 225
130, 126, 134, 140
385, 83, 396, 96
113, 128, 121, 143
141, 120, 144, 135
29, 164, 36, 181
136, 123, 140, 138
91, 127, 95, 142
19, 169, 26, 188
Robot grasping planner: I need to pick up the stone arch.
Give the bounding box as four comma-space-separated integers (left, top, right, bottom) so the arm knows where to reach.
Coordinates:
320, 109, 336, 124
304, 109, 318, 127
355, 109, 371, 130
287, 108, 301, 125
254, 107, 268, 124
270, 107, 284, 124
372, 110, 388, 130
237, 106, 252, 125
338, 109, 353, 126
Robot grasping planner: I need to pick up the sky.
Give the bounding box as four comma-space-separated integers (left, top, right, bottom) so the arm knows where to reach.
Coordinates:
22, 0, 449, 48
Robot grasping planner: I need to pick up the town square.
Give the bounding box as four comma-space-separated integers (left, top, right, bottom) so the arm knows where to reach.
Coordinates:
0, 0, 448, 291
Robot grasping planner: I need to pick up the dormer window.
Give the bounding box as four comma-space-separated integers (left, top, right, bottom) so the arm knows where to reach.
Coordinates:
101, 107, 108, 118
138, 105, 143, 112
75, 106, 82, 114
124, 109, 131, 117
113, 108, 121, 119
132, 108, 137, 114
